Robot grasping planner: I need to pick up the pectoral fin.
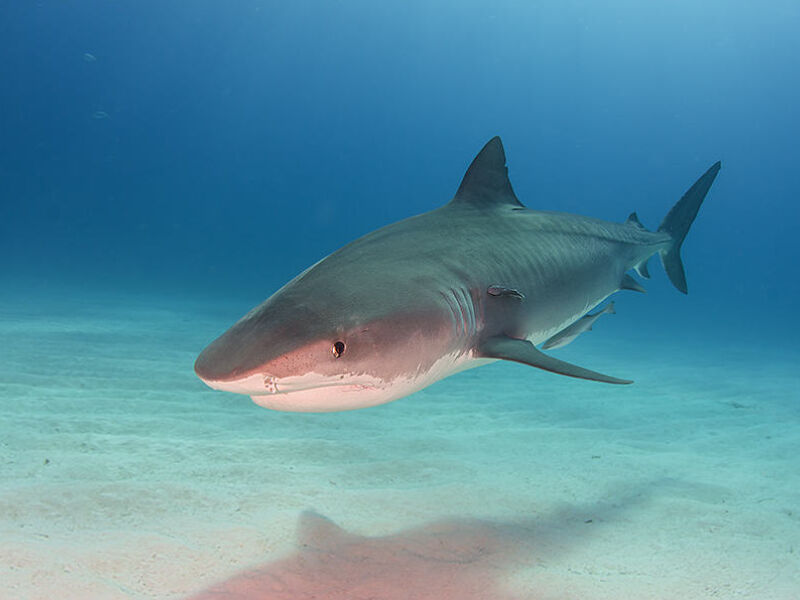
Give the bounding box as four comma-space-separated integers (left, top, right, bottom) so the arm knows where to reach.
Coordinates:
478, 336, 632, 385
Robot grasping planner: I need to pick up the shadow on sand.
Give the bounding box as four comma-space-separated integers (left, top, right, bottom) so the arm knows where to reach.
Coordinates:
184, 487, 650, 600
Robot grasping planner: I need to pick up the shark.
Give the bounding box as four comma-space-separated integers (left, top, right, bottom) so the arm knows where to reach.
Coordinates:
195, 137, 720, 412
541, 301, 616, 350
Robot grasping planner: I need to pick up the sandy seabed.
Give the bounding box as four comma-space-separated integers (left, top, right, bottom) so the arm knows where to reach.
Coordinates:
1, 285, 798, 599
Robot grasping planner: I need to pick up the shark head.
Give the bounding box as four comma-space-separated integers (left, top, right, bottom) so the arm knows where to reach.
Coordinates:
194, 137, 524, 412
194, 256, 474, 411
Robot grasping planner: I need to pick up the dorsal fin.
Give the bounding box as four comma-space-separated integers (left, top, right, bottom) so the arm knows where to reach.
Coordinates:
625, 212, 646, 229
449, 137, 524, 209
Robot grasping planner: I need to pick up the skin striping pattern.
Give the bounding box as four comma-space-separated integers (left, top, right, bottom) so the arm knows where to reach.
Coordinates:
195, 137, 720, 411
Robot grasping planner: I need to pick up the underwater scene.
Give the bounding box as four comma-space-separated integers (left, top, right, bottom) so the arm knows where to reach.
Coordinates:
2, 1, 799, 599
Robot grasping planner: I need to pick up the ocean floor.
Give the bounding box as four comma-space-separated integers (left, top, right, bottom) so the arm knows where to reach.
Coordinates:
1, 282, 798, 599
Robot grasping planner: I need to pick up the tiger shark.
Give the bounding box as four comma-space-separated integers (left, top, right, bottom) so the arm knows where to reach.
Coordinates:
195, 137, 720, 412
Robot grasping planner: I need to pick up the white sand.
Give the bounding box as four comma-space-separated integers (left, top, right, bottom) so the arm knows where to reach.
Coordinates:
1, 284, 798, 599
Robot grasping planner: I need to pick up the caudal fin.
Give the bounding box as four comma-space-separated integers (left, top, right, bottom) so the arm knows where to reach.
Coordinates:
657, 161, 721, 294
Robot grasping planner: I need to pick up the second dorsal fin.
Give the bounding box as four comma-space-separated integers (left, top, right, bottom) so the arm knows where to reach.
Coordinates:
625, 212, 646, 229
449, 137, 524, 209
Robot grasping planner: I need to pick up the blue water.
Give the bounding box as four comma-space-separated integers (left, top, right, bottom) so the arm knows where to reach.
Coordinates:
4, 1, 799, 324
2, 2, 799, 598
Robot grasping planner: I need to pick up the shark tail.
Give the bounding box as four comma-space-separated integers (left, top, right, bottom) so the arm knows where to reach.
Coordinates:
657, 161, 721, 294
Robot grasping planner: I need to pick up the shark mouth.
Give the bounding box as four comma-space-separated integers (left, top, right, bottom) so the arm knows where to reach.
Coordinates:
199, 370, 383, 395
197, 370, 387, 412
249, 384, 386, 412
198, 351, 489, 412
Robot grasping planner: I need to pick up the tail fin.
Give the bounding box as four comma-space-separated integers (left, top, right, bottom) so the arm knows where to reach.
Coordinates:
657, 162, 721, 293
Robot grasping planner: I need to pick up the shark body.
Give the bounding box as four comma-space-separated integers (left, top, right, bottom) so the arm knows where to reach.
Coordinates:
195, 137, 720, 412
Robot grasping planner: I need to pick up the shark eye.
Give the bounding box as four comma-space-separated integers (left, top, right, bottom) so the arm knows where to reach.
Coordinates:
332, 341, 346, 358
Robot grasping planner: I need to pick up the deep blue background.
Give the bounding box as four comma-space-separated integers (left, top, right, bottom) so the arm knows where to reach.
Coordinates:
2, 1, 798, 342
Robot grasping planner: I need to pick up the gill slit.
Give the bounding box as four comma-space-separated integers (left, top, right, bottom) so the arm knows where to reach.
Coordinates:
440, 286, 479, 342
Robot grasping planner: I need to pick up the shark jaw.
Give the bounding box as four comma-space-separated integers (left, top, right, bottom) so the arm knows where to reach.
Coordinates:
197, 370, 384, 412
198, 352, 491, 413
252, 383, 391, 412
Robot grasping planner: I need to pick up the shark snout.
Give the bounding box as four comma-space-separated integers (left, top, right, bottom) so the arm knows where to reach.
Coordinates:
193, 316, 279, 384
193, 336, 273, 394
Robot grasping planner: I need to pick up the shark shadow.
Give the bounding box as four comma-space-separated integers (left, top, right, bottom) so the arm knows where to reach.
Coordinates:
185, 488, 650, 600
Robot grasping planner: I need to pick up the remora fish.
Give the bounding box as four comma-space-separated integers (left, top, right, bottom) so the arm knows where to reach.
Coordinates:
195, 137, 720, 412
542, 301, 616, 350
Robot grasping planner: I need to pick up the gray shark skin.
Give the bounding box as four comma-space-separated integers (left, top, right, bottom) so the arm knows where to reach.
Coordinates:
542, 301, 616, 350
195, 137, 720, 412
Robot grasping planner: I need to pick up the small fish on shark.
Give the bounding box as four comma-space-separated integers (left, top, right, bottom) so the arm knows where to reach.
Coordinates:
195, 137, 720, 412
542, 301, 616, 350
